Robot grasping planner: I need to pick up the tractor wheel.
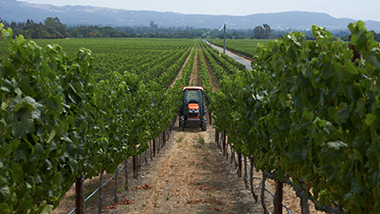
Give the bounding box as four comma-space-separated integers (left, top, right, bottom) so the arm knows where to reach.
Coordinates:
201, 115, 207, 131
179, 116, 185, 131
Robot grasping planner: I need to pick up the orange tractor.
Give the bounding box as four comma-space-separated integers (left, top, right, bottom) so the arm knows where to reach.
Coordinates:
179, 86, 207, 131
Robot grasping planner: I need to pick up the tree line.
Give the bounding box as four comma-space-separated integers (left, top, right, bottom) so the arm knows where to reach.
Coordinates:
0, 17, 269, 39
0, 17, 210, 39
1, 17, 379, 41
0, 17, 69, 39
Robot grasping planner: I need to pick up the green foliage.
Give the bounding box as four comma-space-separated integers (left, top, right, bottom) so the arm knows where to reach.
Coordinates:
210, 21, 380, 213
202, 43, 243, 74
201, 42, 228, 81
198, 44, 212, 96
0, 16, 210, 39
0, 24, 196, 213
253, 24, 271, 39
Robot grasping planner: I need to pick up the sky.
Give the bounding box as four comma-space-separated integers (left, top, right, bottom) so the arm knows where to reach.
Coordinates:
23, 0, 380, 22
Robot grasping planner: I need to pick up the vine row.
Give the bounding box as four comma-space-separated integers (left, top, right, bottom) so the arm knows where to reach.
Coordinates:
209, 21, 380, 213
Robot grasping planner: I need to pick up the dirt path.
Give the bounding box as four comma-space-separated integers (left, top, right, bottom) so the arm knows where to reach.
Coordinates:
167, 46, 194, 90
51, 120, 322, 214
189, 46, 200, 86
94, 120, 266, 214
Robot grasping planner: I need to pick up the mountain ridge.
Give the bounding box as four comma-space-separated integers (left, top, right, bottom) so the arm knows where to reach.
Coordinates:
2, 0, 380, 31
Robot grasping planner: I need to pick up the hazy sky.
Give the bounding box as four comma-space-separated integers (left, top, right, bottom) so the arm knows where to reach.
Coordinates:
24, 0, 380, 22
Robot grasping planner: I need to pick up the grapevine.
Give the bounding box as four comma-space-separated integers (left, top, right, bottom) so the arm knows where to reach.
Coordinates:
210, 21, 380, 213
0, 25, 195, 213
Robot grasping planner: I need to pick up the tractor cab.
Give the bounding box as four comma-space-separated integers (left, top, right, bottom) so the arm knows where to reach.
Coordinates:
179, 86, 207, 131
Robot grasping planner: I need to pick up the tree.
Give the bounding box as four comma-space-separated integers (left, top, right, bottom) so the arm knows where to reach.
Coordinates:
253, 26, 264, 39
11, 21, 17, 29
89, 32, 97, 38
263, 24, 271, 39
149, 21, 157, 29
44, 17, 61, 30
252, 24, 271, 39
41, 30, 51, 39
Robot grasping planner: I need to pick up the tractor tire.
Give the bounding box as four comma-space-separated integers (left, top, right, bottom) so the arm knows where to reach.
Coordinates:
179, 116, 185, 131
201, 115, 207, 131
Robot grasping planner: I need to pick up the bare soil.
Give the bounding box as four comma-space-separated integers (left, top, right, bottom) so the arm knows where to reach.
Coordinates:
189, 46, 200, 86
51, 120, 323, 214
106, 121, 264, 214
167, 46, 194, 90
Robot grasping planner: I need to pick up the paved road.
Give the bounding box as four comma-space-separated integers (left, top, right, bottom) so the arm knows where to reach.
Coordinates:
203, 39, 253, 71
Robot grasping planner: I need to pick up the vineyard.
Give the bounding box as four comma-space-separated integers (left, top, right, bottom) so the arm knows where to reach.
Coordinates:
0, 24, 197, 213
1, 20, 380, 214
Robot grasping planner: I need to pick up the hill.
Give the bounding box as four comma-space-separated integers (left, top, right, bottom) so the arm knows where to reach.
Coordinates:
2, 0, 380, 31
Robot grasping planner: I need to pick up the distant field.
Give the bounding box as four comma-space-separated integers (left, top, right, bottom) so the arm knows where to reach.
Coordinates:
0, 38, 268, 61
208, 39, 271, 58
33, 38, 196, 53
1, 37, 197, 55
0, 38, 197, 76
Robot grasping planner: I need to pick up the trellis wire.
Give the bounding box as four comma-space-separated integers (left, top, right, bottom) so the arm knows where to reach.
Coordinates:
220, 132, 290, 214
68, 158, 134, 214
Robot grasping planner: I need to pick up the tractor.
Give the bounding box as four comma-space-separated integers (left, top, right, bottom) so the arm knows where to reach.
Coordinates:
179, 86, 207, 131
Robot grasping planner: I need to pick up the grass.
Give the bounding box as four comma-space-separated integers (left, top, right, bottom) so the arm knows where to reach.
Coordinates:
176, 134, 184, 143
153, 195, 159, 207
203, 156, 209, 163
193, 144, 202, 149
192, 134, 206, 151
207, 193, 218, 210
198, 134, 205, 145
165, 192, 171, 201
